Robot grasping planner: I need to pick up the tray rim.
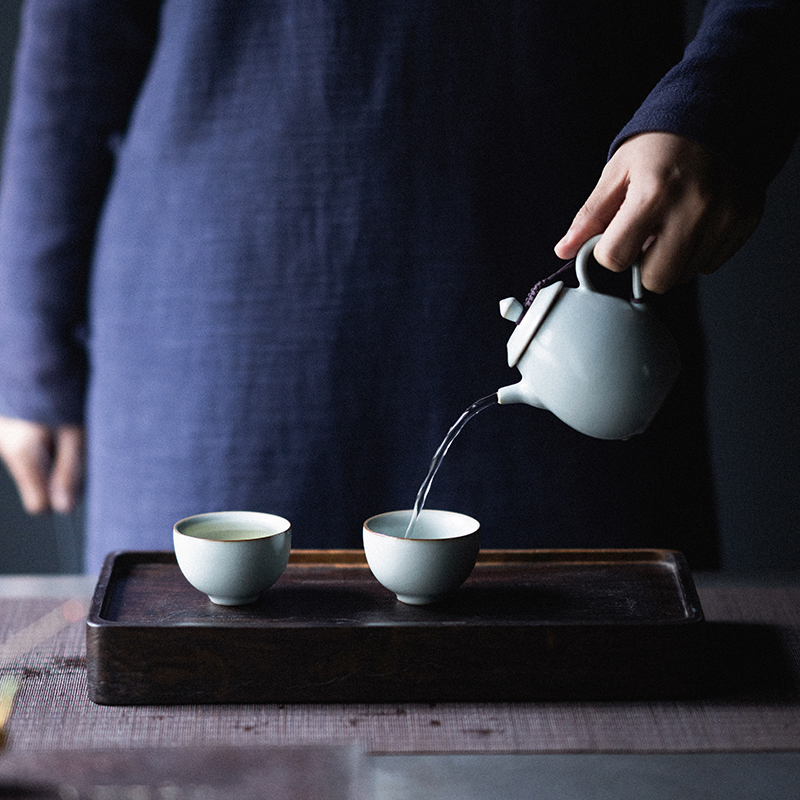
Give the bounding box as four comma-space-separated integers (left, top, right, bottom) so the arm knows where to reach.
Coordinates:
86, 547, 705, 630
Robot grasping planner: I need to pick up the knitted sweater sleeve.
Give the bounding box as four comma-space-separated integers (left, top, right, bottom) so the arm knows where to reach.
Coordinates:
0, 0, 159, 424
610, 0, 800, 197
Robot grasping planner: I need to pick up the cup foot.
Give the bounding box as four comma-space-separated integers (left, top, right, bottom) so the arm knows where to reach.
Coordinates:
207, 594, 259, 606
395, 593, 443, 606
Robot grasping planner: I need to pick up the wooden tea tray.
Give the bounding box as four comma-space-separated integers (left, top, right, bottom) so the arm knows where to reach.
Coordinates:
86, 549, 705, 704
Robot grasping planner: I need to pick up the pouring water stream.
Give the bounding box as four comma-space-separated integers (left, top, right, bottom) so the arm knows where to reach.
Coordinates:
404, 393, 498, 538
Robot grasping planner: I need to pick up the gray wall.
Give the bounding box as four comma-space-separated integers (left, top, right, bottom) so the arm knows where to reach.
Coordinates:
0, 1, 798, 573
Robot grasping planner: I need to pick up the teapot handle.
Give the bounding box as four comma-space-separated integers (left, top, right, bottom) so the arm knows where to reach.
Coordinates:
576, 235, 644, 303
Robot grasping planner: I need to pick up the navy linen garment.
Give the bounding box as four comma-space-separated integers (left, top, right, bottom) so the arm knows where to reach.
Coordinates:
0, 1, 798, 572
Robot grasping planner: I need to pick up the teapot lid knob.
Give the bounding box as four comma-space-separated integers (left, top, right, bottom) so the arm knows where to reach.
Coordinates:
499, 297, 524, 323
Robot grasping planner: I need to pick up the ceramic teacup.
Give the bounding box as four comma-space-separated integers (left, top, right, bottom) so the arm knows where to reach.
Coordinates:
363, 509, 480, 605
173, 511, 291, 605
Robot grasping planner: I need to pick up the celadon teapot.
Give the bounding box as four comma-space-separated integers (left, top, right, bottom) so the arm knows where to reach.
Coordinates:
497, 235, 681, 440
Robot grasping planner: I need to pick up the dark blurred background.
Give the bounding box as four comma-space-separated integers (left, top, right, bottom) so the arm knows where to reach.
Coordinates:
0, 0, 797, 574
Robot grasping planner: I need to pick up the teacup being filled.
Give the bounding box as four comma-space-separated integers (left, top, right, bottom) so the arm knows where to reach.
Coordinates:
363, 509, 480, 605
173, 510, 291, 605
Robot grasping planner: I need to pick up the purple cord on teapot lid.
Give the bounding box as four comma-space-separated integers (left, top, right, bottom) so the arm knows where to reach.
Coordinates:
520, 259, 575, 319
519, 257, 645, 323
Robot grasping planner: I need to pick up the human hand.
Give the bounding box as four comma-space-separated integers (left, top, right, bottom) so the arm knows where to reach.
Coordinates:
0, 416, 85, 514
554, 132, 763, 293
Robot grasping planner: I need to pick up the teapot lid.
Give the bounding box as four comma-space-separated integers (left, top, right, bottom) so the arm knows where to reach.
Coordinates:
499, 259, 575, 368
501, 280, 564, 368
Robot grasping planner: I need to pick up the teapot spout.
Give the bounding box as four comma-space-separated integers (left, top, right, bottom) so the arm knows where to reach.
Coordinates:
497, 381, 544, 409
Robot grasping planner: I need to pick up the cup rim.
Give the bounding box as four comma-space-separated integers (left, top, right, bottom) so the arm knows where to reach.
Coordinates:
174, 510, 291, 542
363, 509, 480, 541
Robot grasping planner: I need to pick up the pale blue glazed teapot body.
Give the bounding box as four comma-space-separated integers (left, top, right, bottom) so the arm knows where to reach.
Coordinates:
498, 236, 681, 440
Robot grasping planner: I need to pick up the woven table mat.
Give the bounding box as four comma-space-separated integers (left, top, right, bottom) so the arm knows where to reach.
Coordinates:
0, 587, 798, 754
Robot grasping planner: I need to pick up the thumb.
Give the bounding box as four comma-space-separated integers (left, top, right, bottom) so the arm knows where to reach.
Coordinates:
49, 426, 86, 514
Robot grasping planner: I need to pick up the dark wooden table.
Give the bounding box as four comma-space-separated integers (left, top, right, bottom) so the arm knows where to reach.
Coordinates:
0, 569, 798, 798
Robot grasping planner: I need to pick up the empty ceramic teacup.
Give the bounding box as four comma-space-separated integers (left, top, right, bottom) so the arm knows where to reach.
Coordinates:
173, 511, 291, 605
363, 509, 480, 605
